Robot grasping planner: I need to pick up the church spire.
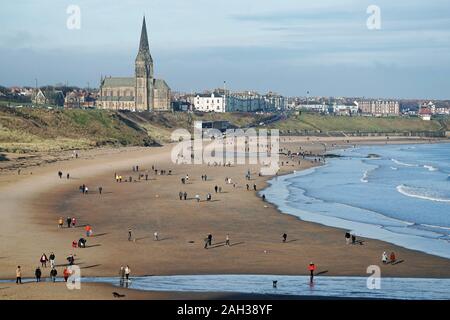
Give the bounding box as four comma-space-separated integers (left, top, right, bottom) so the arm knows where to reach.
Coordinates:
138, 16, 150, 54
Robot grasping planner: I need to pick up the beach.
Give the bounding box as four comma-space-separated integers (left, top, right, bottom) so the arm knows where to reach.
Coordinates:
1, 136, 449, 300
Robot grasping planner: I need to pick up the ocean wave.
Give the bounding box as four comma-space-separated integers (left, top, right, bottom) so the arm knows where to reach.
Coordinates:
390, 167, 398, 170
396, 185, 450, 203
360, 165, 379, 183
361, 170, 369, 183
420, 224, 450, 231
391, 158, 418, 167
423, 165, 438, 172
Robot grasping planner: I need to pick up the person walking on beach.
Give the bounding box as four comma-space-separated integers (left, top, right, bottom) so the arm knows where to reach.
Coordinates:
154, 231, 159, 241
195, 194, 200, 202
128, 228, 133, 241
67, 254, 75, 266
246, 184, 249, 190
78, 238, 87, 248
85, 224, 92, 237
225, 234, 230, 246
40, 253, 48, 268
390, 252, 396, 264
184, 192, 188, 200
49, 252, 56, 268
99, 186, 103, 195
50, 268, 57, 282
63, 267, 70, 282
16, 266, 22, 284
382, 251, 388, 264
58, 171, 63, 179
253, 184, 257, 191
58, 217, 64, 228
66, 173, 70, 179
214, 185, 218, 193
351, 234, 356, 245
207, 233, 213, 246
308, 262, 317, 284
71, 217, 77, 228
345, 232, 351, 245
35, 267, 42, 282
66, 216, 72, 228
124, 265, 131, 280
282, 233, 287, 243
179, 191, 183, 200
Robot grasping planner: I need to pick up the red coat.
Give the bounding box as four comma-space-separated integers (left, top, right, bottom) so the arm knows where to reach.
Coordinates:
308, 264, 316, 271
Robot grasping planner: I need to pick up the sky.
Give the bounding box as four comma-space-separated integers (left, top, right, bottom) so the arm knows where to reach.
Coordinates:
0, 0, 449, 99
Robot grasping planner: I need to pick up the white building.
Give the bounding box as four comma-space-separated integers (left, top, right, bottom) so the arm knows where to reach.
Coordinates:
192, 93, 225, 112
332, 104, 359, 115
296, 104, 328, 113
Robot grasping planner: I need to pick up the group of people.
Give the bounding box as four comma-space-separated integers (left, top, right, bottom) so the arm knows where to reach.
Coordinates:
34, 266, 58, 282
345, 232, 358, 245
119, 265, 131, 282
39, 252, 56, 268
345, 232, 399, 264
382, 251, 397, 264
204, 233, 231, 249
178, 191, 188, 200
59, 216, 77, 228
58, 171, 70, 179
72, 238, 87, 248
15, 252, 76, 284
79, 184, 89, 194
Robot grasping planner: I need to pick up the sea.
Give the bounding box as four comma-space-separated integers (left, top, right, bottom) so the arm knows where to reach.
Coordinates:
263, 143, 450, 259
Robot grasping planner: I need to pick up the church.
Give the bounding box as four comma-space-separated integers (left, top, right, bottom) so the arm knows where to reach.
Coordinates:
97, 17, 171, 112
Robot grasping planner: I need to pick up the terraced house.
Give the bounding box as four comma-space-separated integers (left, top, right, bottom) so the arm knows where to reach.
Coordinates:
98, 16, 171, 112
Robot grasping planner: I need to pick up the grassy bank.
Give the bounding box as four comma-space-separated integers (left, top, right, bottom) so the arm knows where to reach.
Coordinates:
0, 106, 265, 153
268, 113, 447, 134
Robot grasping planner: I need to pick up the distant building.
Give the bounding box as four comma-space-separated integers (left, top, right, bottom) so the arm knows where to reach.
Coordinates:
295, 104, 328, 113
64, 90, 97, 108
191, 93, 226, 112
32, 89, 64, 107
97, 17, 171, 112
171, 100, 192, 112
194, 120, 231, 132
418, 107, 432, 120
357, 100, 399, 116
332, 103, 359, 115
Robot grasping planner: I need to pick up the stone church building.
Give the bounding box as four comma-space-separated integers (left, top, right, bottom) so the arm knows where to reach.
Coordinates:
98, 17, 171, 111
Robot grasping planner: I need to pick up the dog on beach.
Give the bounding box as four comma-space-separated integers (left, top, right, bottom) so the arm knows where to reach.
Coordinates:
112, 292, 126, 298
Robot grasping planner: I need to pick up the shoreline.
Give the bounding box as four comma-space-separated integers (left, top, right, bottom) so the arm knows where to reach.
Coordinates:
0, 136, 449, 299
262, 166, 450, 262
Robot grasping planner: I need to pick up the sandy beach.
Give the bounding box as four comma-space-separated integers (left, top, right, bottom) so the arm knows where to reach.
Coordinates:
1, 135, 449, 300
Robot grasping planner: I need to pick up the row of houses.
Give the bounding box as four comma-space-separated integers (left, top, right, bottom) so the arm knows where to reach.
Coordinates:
289, 100, 399, 116
31, 88, 98, 108
4, 86, 450, 120
185, 91, 286, 113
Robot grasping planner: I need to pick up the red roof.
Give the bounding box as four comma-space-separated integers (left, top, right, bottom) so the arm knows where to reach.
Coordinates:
419, 108, 432, 115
